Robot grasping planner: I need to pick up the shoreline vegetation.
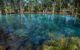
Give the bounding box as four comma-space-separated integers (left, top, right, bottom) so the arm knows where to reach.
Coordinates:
0, 10, 77, 16
0, 0, 80, 17
0, 36, 80, 50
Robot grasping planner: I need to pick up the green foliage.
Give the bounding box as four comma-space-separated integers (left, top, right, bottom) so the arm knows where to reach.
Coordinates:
44, 37, 80, 50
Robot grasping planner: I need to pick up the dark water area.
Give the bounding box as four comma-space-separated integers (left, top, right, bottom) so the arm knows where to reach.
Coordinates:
0, 14, 80, 50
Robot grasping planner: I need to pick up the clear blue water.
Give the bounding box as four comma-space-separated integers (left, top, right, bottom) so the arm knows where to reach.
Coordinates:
0, 14, 80, 37
0, 14, 80, 50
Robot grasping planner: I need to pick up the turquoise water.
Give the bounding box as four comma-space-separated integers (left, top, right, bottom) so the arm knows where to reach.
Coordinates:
0, 14, 80, 50
0, 14, 80, 37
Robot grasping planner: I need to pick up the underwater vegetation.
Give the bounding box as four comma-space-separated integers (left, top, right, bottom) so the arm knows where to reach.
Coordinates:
0, 14, 80, 50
